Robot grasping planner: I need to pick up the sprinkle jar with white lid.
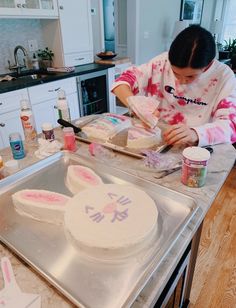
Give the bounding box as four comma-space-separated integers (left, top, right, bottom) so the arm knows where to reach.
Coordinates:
181, 146, 211, 188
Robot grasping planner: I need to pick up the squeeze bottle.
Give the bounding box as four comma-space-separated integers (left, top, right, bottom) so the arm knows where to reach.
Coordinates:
57, 89, 71, 123
20, 99, 37, 143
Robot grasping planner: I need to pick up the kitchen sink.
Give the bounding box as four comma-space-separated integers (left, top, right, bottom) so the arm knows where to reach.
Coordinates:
10, 70, 59, 80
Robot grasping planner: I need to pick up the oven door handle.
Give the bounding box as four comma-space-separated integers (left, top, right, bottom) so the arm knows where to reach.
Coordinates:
76, 77, 84, 117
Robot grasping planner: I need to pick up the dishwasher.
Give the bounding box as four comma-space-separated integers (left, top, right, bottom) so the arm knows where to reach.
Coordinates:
76, 69, 109, 116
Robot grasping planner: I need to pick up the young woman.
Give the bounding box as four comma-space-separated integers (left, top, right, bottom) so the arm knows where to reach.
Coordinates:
111, 25, 236, 147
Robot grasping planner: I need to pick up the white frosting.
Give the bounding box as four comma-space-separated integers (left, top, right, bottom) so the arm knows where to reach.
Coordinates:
82, 113, 131, 141
127, 126, 162, 149
65, 165, 104, 195
64, 184, 158, 259
12, 189, 71, 225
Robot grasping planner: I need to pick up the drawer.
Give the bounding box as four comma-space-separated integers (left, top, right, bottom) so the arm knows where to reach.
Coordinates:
28, 77, 77, 105
64, 52, 93, 66
0, 89, 28, 114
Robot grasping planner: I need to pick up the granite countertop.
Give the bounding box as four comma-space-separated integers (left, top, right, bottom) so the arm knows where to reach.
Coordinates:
0, 63, 114, 94
0, 130, 235, 307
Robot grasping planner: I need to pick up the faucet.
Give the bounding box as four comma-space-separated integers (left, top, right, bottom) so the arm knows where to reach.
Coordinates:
8, 45, 28, 75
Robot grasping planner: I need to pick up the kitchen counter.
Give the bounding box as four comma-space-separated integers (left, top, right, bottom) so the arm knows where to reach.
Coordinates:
0, 130, 235, 307
0, 63, 114, 94
95, 56, 131, 65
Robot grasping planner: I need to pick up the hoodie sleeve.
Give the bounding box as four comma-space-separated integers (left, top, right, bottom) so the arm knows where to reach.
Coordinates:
111, 53, 168, 97
193, 81, 236, 147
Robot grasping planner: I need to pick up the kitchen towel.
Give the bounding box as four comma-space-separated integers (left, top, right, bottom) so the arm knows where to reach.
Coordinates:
47, 67, 75, 73
34, 138, 62, 159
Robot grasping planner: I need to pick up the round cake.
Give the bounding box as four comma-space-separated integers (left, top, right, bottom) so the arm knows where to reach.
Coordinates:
64, 184, 158, 259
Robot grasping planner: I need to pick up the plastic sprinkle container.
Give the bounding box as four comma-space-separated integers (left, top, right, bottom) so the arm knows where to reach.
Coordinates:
181, 146, 211, 188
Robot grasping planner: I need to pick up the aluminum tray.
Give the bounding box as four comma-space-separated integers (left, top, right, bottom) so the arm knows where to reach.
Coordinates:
0, 152, 199, 308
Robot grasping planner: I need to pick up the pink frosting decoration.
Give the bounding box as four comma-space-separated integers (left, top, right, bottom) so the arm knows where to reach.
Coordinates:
20, 191, 68, 205
103, 202, 117, 214
73, 166, 101, 185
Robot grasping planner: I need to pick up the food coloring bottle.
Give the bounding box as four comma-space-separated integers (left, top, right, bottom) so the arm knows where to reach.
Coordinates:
9, 132, 25, 159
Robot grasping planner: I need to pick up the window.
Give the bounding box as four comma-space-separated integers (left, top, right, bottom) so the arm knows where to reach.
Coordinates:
222, 0, 236, 41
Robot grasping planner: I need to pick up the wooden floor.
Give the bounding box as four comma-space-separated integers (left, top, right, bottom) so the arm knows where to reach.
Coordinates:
189, 166, 236, 308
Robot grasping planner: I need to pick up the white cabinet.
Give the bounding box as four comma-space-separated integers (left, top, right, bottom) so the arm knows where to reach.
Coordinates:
0, 110, 24, 147
42, 0, 93, 67
28, 77, 80, 133
0, 0, 58, 18
0, 88, 28, 149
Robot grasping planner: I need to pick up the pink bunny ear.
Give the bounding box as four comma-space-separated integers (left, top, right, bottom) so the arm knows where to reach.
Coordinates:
1, 257, 17, 287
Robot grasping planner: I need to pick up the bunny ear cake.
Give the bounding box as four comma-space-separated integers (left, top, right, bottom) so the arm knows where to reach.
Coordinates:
65, 165, 104, 195
12, 189, 71, 225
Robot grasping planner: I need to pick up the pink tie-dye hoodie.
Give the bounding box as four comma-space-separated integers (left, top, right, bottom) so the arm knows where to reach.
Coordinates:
111, 52, 236, 147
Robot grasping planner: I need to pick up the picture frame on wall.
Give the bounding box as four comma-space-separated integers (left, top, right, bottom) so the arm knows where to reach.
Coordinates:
180, 0, 204, 25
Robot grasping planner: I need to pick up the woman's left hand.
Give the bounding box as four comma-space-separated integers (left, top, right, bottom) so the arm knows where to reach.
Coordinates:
163, 124, 199, 146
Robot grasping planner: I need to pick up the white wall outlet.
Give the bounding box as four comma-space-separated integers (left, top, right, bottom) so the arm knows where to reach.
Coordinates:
28, 40, 38, 52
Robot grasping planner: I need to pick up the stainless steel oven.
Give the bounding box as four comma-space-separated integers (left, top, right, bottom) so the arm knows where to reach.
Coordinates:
76, 70, 109, 116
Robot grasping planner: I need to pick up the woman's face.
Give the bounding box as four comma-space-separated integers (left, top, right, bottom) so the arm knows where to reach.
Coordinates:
171, 65, 208, 84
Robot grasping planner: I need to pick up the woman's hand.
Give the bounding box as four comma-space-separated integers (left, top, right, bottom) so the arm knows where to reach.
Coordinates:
163, 124, 199, 146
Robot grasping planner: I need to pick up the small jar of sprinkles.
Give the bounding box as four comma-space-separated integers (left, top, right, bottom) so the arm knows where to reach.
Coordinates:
181, 146, 211, 188
42, 122, 55, 141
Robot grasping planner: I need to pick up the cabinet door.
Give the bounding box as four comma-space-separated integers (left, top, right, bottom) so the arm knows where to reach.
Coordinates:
0, 88, 28, 114
32, 99, 58, 133
0, 110, 24, 148
58, 0, 93, 54
0, 0, 58, 17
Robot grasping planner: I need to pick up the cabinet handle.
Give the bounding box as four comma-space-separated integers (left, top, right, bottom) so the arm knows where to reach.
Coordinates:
16, 3, 21, 8
48, 87, 60, 92
22, 3, 26, 8
59, 5, 64, 10
75, 58, 85, 61
54, 105, 58, 109
0, 102, 3, 105
0, 123, 5, 127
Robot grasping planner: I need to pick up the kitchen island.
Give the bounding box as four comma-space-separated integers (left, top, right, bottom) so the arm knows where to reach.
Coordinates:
0, 131, 235, 307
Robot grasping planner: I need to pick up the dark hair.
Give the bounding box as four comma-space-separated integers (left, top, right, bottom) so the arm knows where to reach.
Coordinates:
168, 25, 216, 69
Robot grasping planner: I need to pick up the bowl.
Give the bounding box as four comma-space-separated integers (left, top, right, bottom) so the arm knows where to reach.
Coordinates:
96, 52, 117, 60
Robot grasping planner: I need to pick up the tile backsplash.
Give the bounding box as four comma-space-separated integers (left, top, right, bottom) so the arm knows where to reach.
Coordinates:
0, 19, 45, 74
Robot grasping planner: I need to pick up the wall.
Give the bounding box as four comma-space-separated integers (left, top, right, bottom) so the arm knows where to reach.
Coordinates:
0, 1, 217, 74
0, 19, 45, 74
91, 0, 104, 55
128, 0, 215, 65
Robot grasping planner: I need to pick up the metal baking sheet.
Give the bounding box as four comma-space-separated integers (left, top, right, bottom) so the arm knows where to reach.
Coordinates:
0, 152, 199, 308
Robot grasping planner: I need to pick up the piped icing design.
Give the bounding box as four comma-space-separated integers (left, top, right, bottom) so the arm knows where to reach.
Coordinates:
19, 190, 68, 205
64, 184, 158, 259
12, 189, 71, 225
82, 113, 131, 141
